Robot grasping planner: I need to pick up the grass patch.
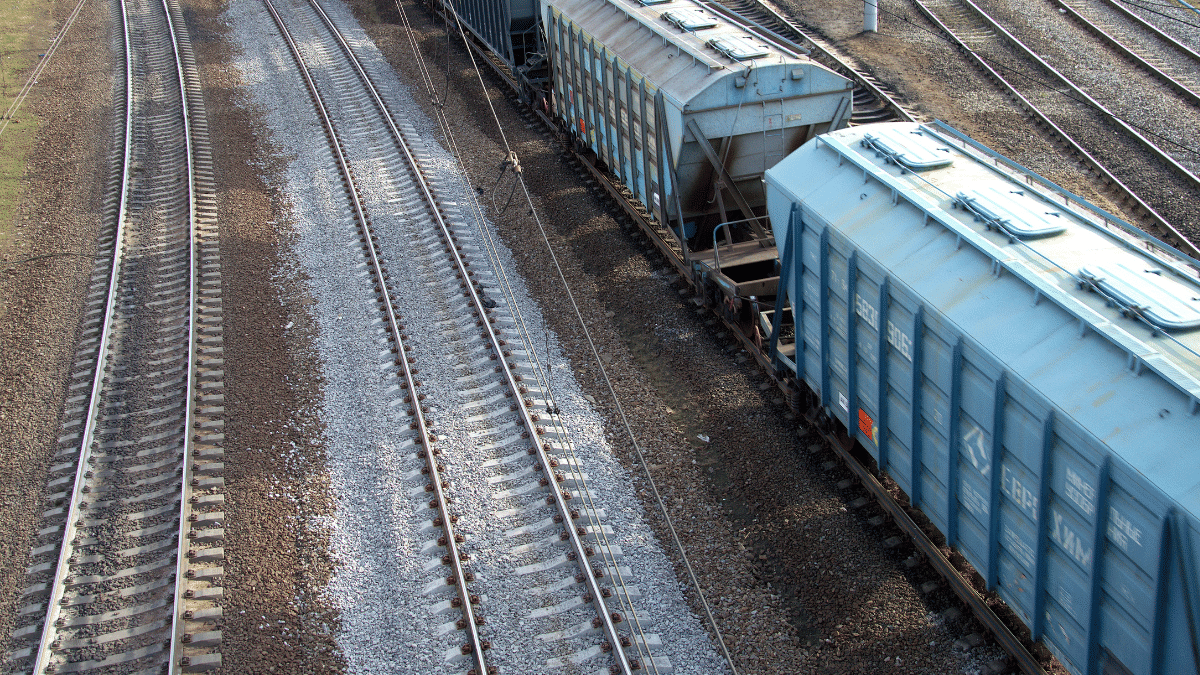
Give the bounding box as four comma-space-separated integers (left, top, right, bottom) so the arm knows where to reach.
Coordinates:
0, 0, 56, 246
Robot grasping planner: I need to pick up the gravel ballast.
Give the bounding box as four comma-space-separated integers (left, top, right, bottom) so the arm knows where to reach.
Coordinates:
224, 0, 727, 671
324, 1, 1015, 673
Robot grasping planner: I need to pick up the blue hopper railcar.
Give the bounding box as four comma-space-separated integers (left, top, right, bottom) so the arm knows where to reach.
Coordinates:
763, 121, 1200, 675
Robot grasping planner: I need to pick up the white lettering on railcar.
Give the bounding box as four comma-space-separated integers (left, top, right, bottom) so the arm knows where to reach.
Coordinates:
962, 420, 990, 477
1107, 507, 1144, 552
1064, 466, 1096, 516
960, 481, 988, 518
1056, 583, 1077, 620
1047, 613, 1072, 647
1002, 525, 1036, 569
886, 320, 913, 362
1002, 466, 1038, 520
1052, 511, 1094, 568
855, 293, 879, 331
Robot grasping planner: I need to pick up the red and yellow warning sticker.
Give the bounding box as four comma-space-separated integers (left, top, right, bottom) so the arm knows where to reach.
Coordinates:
858, 408, 879, 445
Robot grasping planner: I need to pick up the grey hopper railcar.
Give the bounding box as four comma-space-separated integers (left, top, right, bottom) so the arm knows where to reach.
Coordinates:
542, 0, 853, 254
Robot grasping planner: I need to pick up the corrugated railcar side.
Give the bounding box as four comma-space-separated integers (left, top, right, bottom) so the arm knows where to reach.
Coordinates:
442, 0, 541, 71
542, 0, 852, 244
764, 122, 1200, 675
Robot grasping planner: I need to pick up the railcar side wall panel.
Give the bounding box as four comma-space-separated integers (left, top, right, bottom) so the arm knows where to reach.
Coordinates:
766, 124, 1200, 675
448, 0, 539, 69
798, 208, 1200, 675
544, 0, 852, 232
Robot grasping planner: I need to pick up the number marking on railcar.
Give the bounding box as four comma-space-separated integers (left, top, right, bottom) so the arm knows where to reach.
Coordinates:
855, 293, 879, 331
886, 320, 913, 362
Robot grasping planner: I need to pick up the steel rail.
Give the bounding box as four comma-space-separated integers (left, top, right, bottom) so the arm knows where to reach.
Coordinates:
29, 0, 137, 669
404, 4, 664, 668
705, 0, 917, 123
303, 1, 635, 670
808, 417, 1049, 675
1096, 0, 1200, 63
961, 0, 1200, 185
956, 0, 1200, 251
163, 0, 201, 667
258, 1, 490, 672
909, 0, 1200, 258
1056, 0, 1200, 107
419, 4, 692, 670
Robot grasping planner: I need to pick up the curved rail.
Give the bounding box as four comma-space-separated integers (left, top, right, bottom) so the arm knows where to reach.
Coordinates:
967, 0, 1200, 186
163, 0, 225, 669
29, 0, 138, 668
13, 0, 224, 672
266, 0, 652, 670
304, 1, 642, 668
1092, 0, 1200, 62
909, 0, 1200, 258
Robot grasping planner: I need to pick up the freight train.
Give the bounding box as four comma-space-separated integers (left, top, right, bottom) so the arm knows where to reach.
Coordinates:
426, 1, 1200, 674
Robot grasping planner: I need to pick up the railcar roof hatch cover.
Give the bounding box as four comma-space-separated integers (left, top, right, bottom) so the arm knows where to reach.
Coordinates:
1079, 262, 1200, 330
955, 187, 1069, 238
860, 126, 954, 170
707, 35, 771, 60
662, 8, 718, 31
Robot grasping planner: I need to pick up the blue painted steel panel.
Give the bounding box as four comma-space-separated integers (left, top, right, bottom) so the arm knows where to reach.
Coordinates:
764, 122, 1200, 675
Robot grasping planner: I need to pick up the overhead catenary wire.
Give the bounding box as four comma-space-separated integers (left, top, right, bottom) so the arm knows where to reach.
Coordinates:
0, 0, 90, 138
1116, 0, 1200, 26
402, 2, 742, 673
409, 13, 663, 674
388, 1, 675, 672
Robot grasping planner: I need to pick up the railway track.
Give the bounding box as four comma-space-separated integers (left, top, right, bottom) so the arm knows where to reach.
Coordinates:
968, 0, 1200, 178
4, 0, 224, 672
1115, 0, 1200, 56
704, 0, 917, 124
262, 0, 671, 671
1056, 0, 1200, 108
909, 0, 1200, 258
